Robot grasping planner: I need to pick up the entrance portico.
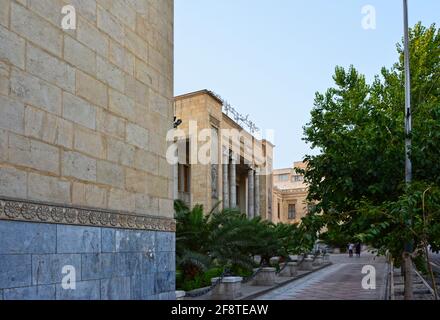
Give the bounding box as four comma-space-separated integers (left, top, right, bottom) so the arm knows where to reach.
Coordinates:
174, 90, 274, 220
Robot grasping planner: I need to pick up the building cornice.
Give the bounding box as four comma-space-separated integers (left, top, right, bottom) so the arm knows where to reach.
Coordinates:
174, 89, 223, 105
0, 197, 176, 232
273, 187, 308, 194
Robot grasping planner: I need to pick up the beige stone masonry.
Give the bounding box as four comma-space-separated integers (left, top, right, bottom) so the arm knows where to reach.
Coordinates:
0, 0, 175, 225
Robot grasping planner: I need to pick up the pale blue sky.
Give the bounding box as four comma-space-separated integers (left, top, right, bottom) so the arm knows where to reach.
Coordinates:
174, 0, 440, 169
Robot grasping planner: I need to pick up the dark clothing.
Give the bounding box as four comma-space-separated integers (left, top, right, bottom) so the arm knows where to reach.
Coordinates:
355, 243, 361, 257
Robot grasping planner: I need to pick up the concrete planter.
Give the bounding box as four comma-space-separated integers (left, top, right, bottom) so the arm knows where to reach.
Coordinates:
299, 258, 314, 271
254, 267, 277, 286
175, 291, 186, 300
278, 263, 291, 277
270, 256, 281, 265
313, 256, 323, 266
279, 262, 299, 277
288, 255, 299, 262
287, 262, 299, 276
210, 276, 243, 300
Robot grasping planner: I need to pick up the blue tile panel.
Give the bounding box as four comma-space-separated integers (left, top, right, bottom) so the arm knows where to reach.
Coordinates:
0, 221, 56, 254
0, 220, 175, 300
57, 225, 101, 253
0, 254, 32, 289
3, 285, 56, 300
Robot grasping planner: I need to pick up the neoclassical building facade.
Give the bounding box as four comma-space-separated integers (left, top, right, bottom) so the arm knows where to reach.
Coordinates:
0, 0, 175, 300
174, 90, 274, 220
272, 162, 311, 224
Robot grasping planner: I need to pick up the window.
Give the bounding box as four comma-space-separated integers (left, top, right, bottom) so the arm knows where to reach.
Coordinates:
178, 164, 190, 193
292, 175, 304, 182
178, 140, 190, 193
288, 204, 296, 220
278, 174, 289, 182
277, 203, 281, 219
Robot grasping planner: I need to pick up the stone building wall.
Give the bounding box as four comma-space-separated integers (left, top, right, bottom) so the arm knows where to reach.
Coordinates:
174, 90, 274, 217
174, 93, 222, 211
260, 140, 273, 221
272, 162, 309, 224
0, 0, 175, 300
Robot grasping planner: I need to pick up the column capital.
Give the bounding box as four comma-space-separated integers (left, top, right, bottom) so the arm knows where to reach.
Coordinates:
222, 145, 229, 157
230, 152, 239, 163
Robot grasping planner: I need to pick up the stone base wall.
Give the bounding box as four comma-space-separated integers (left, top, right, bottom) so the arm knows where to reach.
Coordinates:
0, 220, 175, 300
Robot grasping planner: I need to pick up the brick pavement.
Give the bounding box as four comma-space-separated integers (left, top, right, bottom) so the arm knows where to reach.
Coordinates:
256, 252, 387, 300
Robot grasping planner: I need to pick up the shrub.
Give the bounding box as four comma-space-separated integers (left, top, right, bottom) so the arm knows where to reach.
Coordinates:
175, 200, 316, 290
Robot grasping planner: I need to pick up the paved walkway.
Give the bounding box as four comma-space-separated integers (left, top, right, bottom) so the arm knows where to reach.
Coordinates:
256, 252, 387, 300
430, 253, 440, 266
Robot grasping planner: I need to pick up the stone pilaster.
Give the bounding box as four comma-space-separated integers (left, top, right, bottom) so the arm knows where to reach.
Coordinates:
229, 153, 237, 208
247, 168, 255, 219
173, 163, 178, 200
254, 169, 260, 217
222, 148, 229, 209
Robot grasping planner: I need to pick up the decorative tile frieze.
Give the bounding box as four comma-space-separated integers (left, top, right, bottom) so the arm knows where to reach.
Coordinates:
0, 197, 176, 232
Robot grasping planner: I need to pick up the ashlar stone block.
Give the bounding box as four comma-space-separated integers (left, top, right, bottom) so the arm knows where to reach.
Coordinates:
0, 255, 32, 289
76, 71, 108, 109
8, 133, 60, 175
26, 44, 75, 93
57, 225, 101, 253
0, 166, 27, 199
28, 173, 71, 203
11, 3, 62, 57
62, 151, 97, 182
10, 68, 62, 115
0, 25, 25, 69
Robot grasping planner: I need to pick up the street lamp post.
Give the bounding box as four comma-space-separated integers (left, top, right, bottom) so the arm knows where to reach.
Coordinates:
403, 0, 414, 300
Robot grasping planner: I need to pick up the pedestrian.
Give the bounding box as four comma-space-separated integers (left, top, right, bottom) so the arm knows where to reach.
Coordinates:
348, 243, 354, 258
355, 242, 361, 257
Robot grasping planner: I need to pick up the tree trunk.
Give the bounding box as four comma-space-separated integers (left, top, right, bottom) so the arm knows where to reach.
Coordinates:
403, 252, 414, 300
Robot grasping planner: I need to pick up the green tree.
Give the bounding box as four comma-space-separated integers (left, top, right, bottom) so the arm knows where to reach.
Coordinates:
300, 23, 440, 291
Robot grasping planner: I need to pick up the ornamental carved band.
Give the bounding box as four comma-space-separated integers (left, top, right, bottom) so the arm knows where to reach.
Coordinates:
0, 197, 176, 232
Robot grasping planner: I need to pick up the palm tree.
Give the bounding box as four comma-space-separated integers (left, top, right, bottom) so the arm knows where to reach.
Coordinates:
175, 200, 318, 282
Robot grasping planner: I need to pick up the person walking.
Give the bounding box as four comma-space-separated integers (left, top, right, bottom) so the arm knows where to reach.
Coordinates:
348, 243, 354, 258
355, 242, 361, 257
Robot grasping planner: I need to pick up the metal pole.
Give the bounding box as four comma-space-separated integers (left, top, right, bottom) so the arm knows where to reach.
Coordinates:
403, 0, 412, 183
403, 0, 414, 300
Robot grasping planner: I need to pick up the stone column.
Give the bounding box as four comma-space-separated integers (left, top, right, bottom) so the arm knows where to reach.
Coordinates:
222, 148, 229, 209
173, 163, 178, 200
179, 164, 185, 193
247, 168, 255, 219
254, 169, 260, 217
229, 153, 237, 208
